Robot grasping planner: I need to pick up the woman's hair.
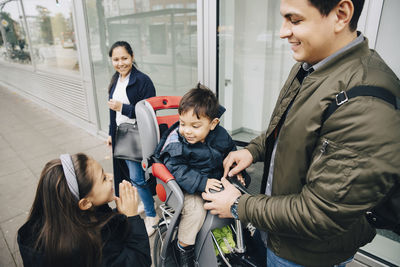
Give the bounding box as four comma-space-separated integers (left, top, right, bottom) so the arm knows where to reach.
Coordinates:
107, 41, 136, 93
108, 40, 133, 58
178, 83, 219, 120
26, 153, 116, 267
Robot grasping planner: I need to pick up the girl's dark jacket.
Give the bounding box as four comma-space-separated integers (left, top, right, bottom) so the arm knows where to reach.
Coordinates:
17, 205, 151, 267
108, 66, 155, 195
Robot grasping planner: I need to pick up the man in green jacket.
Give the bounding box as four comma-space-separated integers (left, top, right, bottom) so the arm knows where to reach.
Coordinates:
203, 0, 400, 266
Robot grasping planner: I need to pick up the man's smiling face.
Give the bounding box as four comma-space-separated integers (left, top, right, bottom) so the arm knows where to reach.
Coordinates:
279, 0, 338, 64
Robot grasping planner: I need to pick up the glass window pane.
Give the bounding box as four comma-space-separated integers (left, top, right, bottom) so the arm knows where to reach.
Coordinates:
0, 0, 31, 65
218, 0, 294, 143
85, 0, 197, 132
22, 0, 79, 75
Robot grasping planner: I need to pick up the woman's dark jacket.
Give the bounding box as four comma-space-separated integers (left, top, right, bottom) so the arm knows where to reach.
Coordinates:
17, 205, 152, 267
108, 66, 155, 194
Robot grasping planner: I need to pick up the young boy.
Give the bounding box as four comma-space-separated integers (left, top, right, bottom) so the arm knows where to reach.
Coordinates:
154, 84, 243, 267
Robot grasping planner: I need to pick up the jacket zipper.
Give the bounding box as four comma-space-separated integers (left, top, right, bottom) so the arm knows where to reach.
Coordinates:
316, 139, 329, 162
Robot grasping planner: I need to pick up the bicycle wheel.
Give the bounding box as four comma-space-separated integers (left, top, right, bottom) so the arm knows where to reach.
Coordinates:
153, 224, 166, 267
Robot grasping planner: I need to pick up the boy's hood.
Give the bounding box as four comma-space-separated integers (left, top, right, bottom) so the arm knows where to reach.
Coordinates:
217, 105, 226, 118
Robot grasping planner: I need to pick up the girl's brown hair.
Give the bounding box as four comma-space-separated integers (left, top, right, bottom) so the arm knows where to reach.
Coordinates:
26, 153, 117, 267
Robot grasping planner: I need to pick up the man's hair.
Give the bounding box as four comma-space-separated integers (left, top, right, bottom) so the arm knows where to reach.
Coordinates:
308, 0, 365, 31
178, 83, 219, 120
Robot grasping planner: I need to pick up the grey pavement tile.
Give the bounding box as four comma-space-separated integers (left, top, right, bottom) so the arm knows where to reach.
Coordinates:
83, 142, 111, 160
0, 168, 33, 186
0, 147, 18, 162
16, 144, 63, 162
85, 144, 113, 173
0, 231, 15, 267
0, 135, 9, 149
32, 117, 64, 131
0, 169, 36, 223
2, 132, 49, 151
48, 128, 92, 146
0, 120, 30, 135
12, 250, 22, 267
61, 136, 105, 154
41, 123, 83, 138
98, 158, 114, 174
0, 157, 27, 177
22, 152, 64, 178
1, 213, 29, 254
0, 112, 19, 122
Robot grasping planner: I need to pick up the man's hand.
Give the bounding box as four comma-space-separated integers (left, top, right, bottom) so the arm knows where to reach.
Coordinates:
202, 178, 241, 218
114, 180, 139, 217
106, 136, 112, 147
108, 99, 122, 112
223, 149, 253, 178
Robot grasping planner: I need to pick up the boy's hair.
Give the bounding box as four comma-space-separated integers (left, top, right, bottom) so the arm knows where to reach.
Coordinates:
179, 83, 219, 120
308, 0, 365, 31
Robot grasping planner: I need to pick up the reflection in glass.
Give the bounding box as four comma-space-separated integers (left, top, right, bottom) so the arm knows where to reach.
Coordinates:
218, 0, 294, 143
0, 0, 31, 65
85, 0, 197, 132
22, 0, 79, 74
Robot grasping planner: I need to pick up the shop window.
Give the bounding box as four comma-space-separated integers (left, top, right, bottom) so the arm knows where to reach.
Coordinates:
218, 0, 294, 143
85, 0, 197, 132
0, 0, 31, 65
22, 0, 79, 75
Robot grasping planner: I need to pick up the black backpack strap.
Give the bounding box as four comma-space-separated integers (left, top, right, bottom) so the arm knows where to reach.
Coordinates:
322, 85, 400, 123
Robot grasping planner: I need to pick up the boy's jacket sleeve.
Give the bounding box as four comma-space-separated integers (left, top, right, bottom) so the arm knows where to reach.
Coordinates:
163, 152, 209, 193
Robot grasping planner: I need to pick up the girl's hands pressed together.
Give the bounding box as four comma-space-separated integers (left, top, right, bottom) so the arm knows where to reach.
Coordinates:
114, 180, 139, 217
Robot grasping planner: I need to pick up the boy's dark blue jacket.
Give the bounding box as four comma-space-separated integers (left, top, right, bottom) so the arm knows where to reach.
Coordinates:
154, 107, 236, 193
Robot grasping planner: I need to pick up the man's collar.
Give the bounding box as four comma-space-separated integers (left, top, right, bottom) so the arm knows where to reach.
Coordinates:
302, 31, 364, 72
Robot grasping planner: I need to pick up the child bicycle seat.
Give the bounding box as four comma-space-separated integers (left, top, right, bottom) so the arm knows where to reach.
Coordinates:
135, 96, 259, 267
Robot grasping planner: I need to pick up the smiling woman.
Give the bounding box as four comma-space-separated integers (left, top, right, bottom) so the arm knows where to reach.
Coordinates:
106, 41, 158, 237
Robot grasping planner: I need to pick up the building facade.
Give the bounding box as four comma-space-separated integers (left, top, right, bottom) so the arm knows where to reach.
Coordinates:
0, 0, 399, 265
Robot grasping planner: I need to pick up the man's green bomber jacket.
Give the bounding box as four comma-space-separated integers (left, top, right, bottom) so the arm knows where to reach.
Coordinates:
239, 37, 400, 266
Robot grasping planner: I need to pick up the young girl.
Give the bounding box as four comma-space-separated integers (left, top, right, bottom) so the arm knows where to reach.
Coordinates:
17, 153, 151, 267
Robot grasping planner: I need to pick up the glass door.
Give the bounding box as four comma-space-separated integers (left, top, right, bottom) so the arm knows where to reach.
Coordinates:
217, 0, 294, 143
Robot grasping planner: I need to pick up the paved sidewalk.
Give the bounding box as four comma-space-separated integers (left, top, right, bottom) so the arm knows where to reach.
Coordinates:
0, 84, 264, 267
0, 86, 113, 266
